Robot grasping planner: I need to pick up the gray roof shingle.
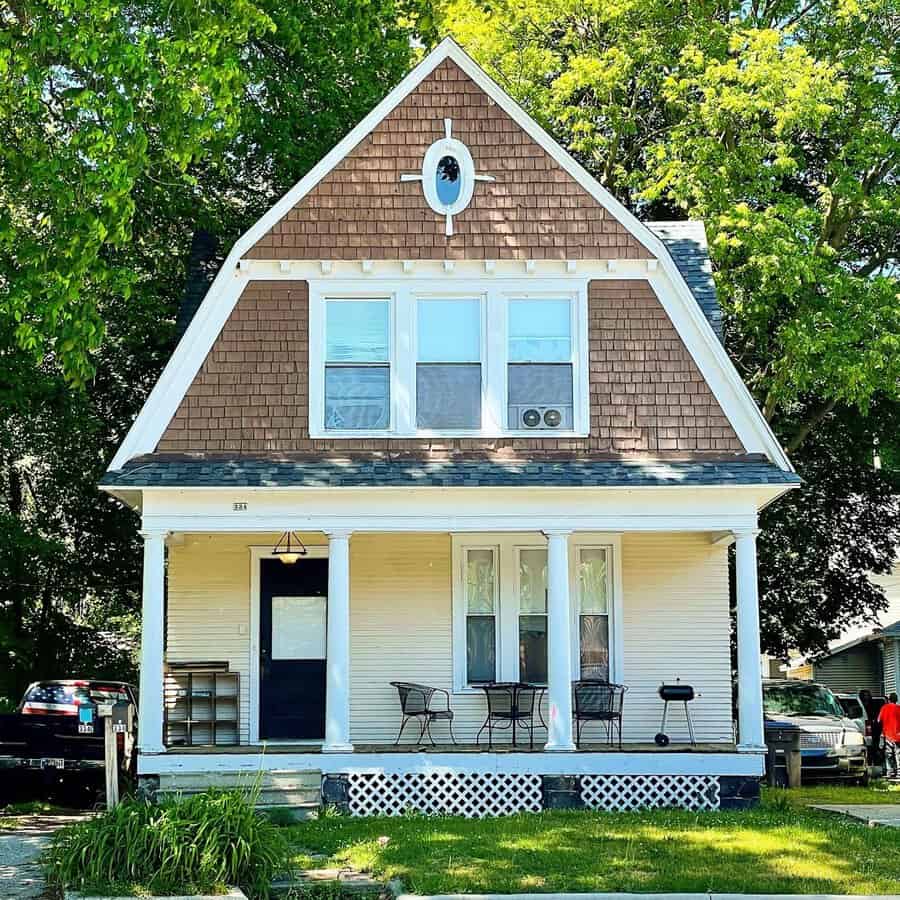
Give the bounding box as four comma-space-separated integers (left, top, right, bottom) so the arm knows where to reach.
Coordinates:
101, 456, 799, 489
647, 221, 723, 340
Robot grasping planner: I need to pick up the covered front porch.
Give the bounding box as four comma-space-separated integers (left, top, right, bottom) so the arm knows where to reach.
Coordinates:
121, 477, 780, 813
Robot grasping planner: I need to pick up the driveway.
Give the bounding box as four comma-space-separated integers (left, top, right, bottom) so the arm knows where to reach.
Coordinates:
0, 814, 88, 899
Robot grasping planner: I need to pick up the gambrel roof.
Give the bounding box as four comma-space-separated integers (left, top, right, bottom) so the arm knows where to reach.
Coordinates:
106, 38, 792, 474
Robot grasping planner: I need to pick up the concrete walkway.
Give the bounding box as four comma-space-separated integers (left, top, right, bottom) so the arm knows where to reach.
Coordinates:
396, 894, 900, 900
0, 814, 88, 899
810, 803, 900, 827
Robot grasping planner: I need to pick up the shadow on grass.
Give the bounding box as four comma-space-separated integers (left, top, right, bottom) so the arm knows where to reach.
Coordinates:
287, 802, 900, 895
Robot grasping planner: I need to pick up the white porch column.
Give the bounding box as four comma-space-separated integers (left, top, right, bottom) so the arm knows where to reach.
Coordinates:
324, 530, 354, 752
138, 530, 166, 754
735, 528, 765, 750
544, 530, 576, 751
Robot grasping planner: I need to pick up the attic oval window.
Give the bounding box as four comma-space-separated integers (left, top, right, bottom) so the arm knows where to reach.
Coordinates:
420, 134, 477, 233
436, 155, 462, 205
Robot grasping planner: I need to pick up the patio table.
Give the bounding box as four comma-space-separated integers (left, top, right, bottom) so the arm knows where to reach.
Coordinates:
475, 682, 544, 749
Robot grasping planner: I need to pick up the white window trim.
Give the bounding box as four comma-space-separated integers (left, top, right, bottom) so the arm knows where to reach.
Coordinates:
451, 542, 502, 690
308, 278, 590, 439
311, 294, 395, 438
451, 533, 623, 694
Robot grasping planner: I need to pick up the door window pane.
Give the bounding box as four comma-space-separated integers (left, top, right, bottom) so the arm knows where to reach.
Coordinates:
324, 366, 389, 430
509, 299, 571, 362
418, 299, 480, 362
578, 548, 609, 614
272, 596, 326, 660
326, 301, 389, 362
416, 364, 481, 429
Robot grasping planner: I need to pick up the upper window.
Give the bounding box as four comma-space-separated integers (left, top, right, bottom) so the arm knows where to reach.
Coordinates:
507, 299, 574, 431
309, 284, 587, 438
416, 299, 482, 430
324, 300, 390, 431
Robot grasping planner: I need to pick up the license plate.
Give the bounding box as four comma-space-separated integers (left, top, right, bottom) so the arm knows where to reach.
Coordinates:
42, 757, 65, 769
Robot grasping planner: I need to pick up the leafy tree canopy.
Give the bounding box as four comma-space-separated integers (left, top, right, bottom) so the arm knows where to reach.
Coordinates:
0, 0, 274, 385
432, 0, 900, 653
437, 0, 899, 449
0, 0, 412, 700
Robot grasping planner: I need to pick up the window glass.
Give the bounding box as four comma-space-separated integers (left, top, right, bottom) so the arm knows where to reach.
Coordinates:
518, 549, 547, 613
578, 548, 609, 614
518, 548, 548, 684
508, 299, 571, 362
418, 299, 480, 362
578, 547, 610, 680
325, 300, 390, 431
465, 549, 495, 613
326, 301, 389, 362
465, 548, 496, 684
325, 367, 389, 430
507, 364, 574, 407
417, 299, 481, 430
519, 616, 547, 684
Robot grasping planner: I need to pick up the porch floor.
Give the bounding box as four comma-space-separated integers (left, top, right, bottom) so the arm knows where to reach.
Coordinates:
166, 741, 737, 754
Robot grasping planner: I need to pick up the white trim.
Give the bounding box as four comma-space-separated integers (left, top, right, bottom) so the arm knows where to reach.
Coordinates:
450, 533, 623, 694
108, 38, 791, 472
248, 545, 329, 744
140, 748, 765, 778
307, 279, 588, 439
451, 541, 502, 691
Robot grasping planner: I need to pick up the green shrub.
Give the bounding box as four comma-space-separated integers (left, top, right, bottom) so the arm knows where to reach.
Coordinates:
44, 787, 291, 898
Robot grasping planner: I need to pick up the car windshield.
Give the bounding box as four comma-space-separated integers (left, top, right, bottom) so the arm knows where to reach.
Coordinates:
764, 683, 844, 718
838, 697, 864, 718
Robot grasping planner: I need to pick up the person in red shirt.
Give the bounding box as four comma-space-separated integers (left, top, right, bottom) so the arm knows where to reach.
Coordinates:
878, 693, 900, 779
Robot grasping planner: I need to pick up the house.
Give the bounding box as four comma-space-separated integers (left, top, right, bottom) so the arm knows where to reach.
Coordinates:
788, 562, 900, 698
101, 39, 800, 816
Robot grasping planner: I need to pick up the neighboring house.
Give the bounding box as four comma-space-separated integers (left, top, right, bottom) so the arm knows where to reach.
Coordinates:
101, 39, 799, 816
790, 563, 900, 697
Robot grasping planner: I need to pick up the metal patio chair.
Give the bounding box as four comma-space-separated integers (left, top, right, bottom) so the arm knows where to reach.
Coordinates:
573, 680, 627, 749
390, 681, 456, 746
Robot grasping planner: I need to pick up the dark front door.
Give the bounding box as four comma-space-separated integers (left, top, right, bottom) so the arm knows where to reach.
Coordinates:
259, 557, 328, 740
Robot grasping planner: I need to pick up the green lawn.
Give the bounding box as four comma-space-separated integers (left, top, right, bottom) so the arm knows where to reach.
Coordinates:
284, 787, 900, 895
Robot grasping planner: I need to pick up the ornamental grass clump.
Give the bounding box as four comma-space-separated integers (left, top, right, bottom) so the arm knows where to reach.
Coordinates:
44, 787, 290, 898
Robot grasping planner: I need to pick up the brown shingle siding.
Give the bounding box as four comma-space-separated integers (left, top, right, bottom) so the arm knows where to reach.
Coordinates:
156, 279, 744, 456
245, 59, 652, 262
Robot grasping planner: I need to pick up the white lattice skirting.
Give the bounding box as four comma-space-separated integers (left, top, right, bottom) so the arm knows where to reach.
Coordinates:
581, 774, 720, 811
347, 772, 543, 817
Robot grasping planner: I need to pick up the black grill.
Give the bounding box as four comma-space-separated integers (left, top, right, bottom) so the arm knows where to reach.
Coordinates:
658, 684, 695, 703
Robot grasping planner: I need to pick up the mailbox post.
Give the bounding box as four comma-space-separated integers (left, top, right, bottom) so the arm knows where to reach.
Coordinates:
96, 701, 134, 810
765, 723, 803, 788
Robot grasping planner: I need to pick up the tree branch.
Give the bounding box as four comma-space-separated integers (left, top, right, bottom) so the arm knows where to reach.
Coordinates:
784, 398, 838, 453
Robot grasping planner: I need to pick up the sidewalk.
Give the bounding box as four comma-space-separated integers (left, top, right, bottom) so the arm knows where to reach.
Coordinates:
0, 813, 88, 899
397, 894, 900, 900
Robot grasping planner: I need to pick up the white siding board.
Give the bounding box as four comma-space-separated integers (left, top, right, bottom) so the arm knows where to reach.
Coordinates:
621, 533, 733, 743
165, 530, 734, 746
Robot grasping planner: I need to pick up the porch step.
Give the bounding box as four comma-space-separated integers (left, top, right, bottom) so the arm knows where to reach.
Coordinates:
156, 769, 322, 816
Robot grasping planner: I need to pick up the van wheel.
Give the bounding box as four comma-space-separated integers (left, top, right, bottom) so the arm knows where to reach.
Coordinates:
856, 772, 870, 787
